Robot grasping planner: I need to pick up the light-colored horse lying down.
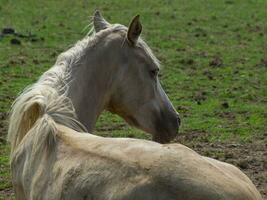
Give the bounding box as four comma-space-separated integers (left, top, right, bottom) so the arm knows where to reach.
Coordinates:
8, 11, 262, 199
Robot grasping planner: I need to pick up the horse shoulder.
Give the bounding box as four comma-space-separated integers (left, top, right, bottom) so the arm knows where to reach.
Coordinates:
203, 156, 262, 200
147, 143, 262, 200
54, 126, 156, 199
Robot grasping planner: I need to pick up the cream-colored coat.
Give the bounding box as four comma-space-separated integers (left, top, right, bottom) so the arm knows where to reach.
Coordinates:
11, 124, 262, 200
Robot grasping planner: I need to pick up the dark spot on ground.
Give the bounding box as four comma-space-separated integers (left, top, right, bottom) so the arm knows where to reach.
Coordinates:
58, 22, 65, 27
196, 51, 208, 57
217, 111, 235, 121
224, 150, 234, 159
221, 101, 229, 109
246, 25, 262, 33
10, 38, 21, 45
96, 124, 126, 132
30, 38, 38, 42
209, 56, 223, 67
176, 105, 190, 113
233, 27, 240, 32
233, 70, 239, 74
237, 159, 249, 169
203, 70, 214, 80
2, 28, 15, 35
127, 133, 135, 138
211, 15, 217, 20
32, 59, 39, 64
194, 27, 207, 37
225, 0, 234, 4
155, 11, 160, 16
1, 27, 44, 43
179, 58, 195, 65
8, 57, 25, 66
50, 51, 58, 58
0, 112, 8, 138
256, 58, 267, 67
176, 48, 186, 52
194, 91, 207, 104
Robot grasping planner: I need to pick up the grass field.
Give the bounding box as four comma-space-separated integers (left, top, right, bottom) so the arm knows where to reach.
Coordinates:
0, 0, 267, 199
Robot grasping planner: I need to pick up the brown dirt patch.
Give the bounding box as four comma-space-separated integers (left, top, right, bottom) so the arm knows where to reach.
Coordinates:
0, 188, 13, 200
0, 112, 7, 138
209, 56, 223, 67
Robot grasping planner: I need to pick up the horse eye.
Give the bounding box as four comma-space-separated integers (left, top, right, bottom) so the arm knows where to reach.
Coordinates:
150, 69, 159, 78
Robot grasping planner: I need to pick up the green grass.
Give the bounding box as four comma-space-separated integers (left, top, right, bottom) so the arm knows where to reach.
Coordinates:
0, 0, 267, 198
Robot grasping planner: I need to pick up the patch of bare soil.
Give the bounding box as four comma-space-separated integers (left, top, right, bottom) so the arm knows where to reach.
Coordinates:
0, 112, 7, 138
1, 27, 44, 45
96, 123, 126, 132
175, 132, 267, 199
0, 188, 13, 200
209, 56, 223, 67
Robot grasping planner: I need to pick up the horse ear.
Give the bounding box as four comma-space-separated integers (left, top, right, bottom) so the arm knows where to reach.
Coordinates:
93, 10, 110, 32
127, 15, 142, 46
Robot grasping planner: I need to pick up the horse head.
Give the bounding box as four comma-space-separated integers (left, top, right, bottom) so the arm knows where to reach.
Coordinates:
92, 11, 180, 143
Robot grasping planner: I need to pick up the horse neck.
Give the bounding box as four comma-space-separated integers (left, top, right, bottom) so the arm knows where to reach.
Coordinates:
67, 47, 115, 132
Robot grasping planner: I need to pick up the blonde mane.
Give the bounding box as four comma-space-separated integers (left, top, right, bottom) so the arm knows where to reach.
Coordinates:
7, 22, 160, 156
7, 25, 119, 155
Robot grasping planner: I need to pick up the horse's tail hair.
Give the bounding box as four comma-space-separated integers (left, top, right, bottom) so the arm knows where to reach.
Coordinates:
7, 81, 86, 157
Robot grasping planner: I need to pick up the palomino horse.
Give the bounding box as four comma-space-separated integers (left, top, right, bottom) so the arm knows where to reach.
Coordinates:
8, 11, 262, 200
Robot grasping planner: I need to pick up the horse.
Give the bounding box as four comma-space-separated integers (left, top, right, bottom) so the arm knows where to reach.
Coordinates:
8, 11, 262, 200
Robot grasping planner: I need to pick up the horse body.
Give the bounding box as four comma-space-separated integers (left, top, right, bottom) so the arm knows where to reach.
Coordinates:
11, 123, 261, 200
8, 11, 262, 199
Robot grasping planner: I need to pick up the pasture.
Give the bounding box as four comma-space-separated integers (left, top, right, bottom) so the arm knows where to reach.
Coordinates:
0, 0, 266, 199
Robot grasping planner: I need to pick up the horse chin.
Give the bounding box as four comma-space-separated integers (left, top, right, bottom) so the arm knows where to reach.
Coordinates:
151, 111, 180, 144
116, 111, 179, 144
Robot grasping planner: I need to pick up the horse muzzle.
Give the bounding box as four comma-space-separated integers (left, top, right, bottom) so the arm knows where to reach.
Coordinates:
152, 112, 180, 144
